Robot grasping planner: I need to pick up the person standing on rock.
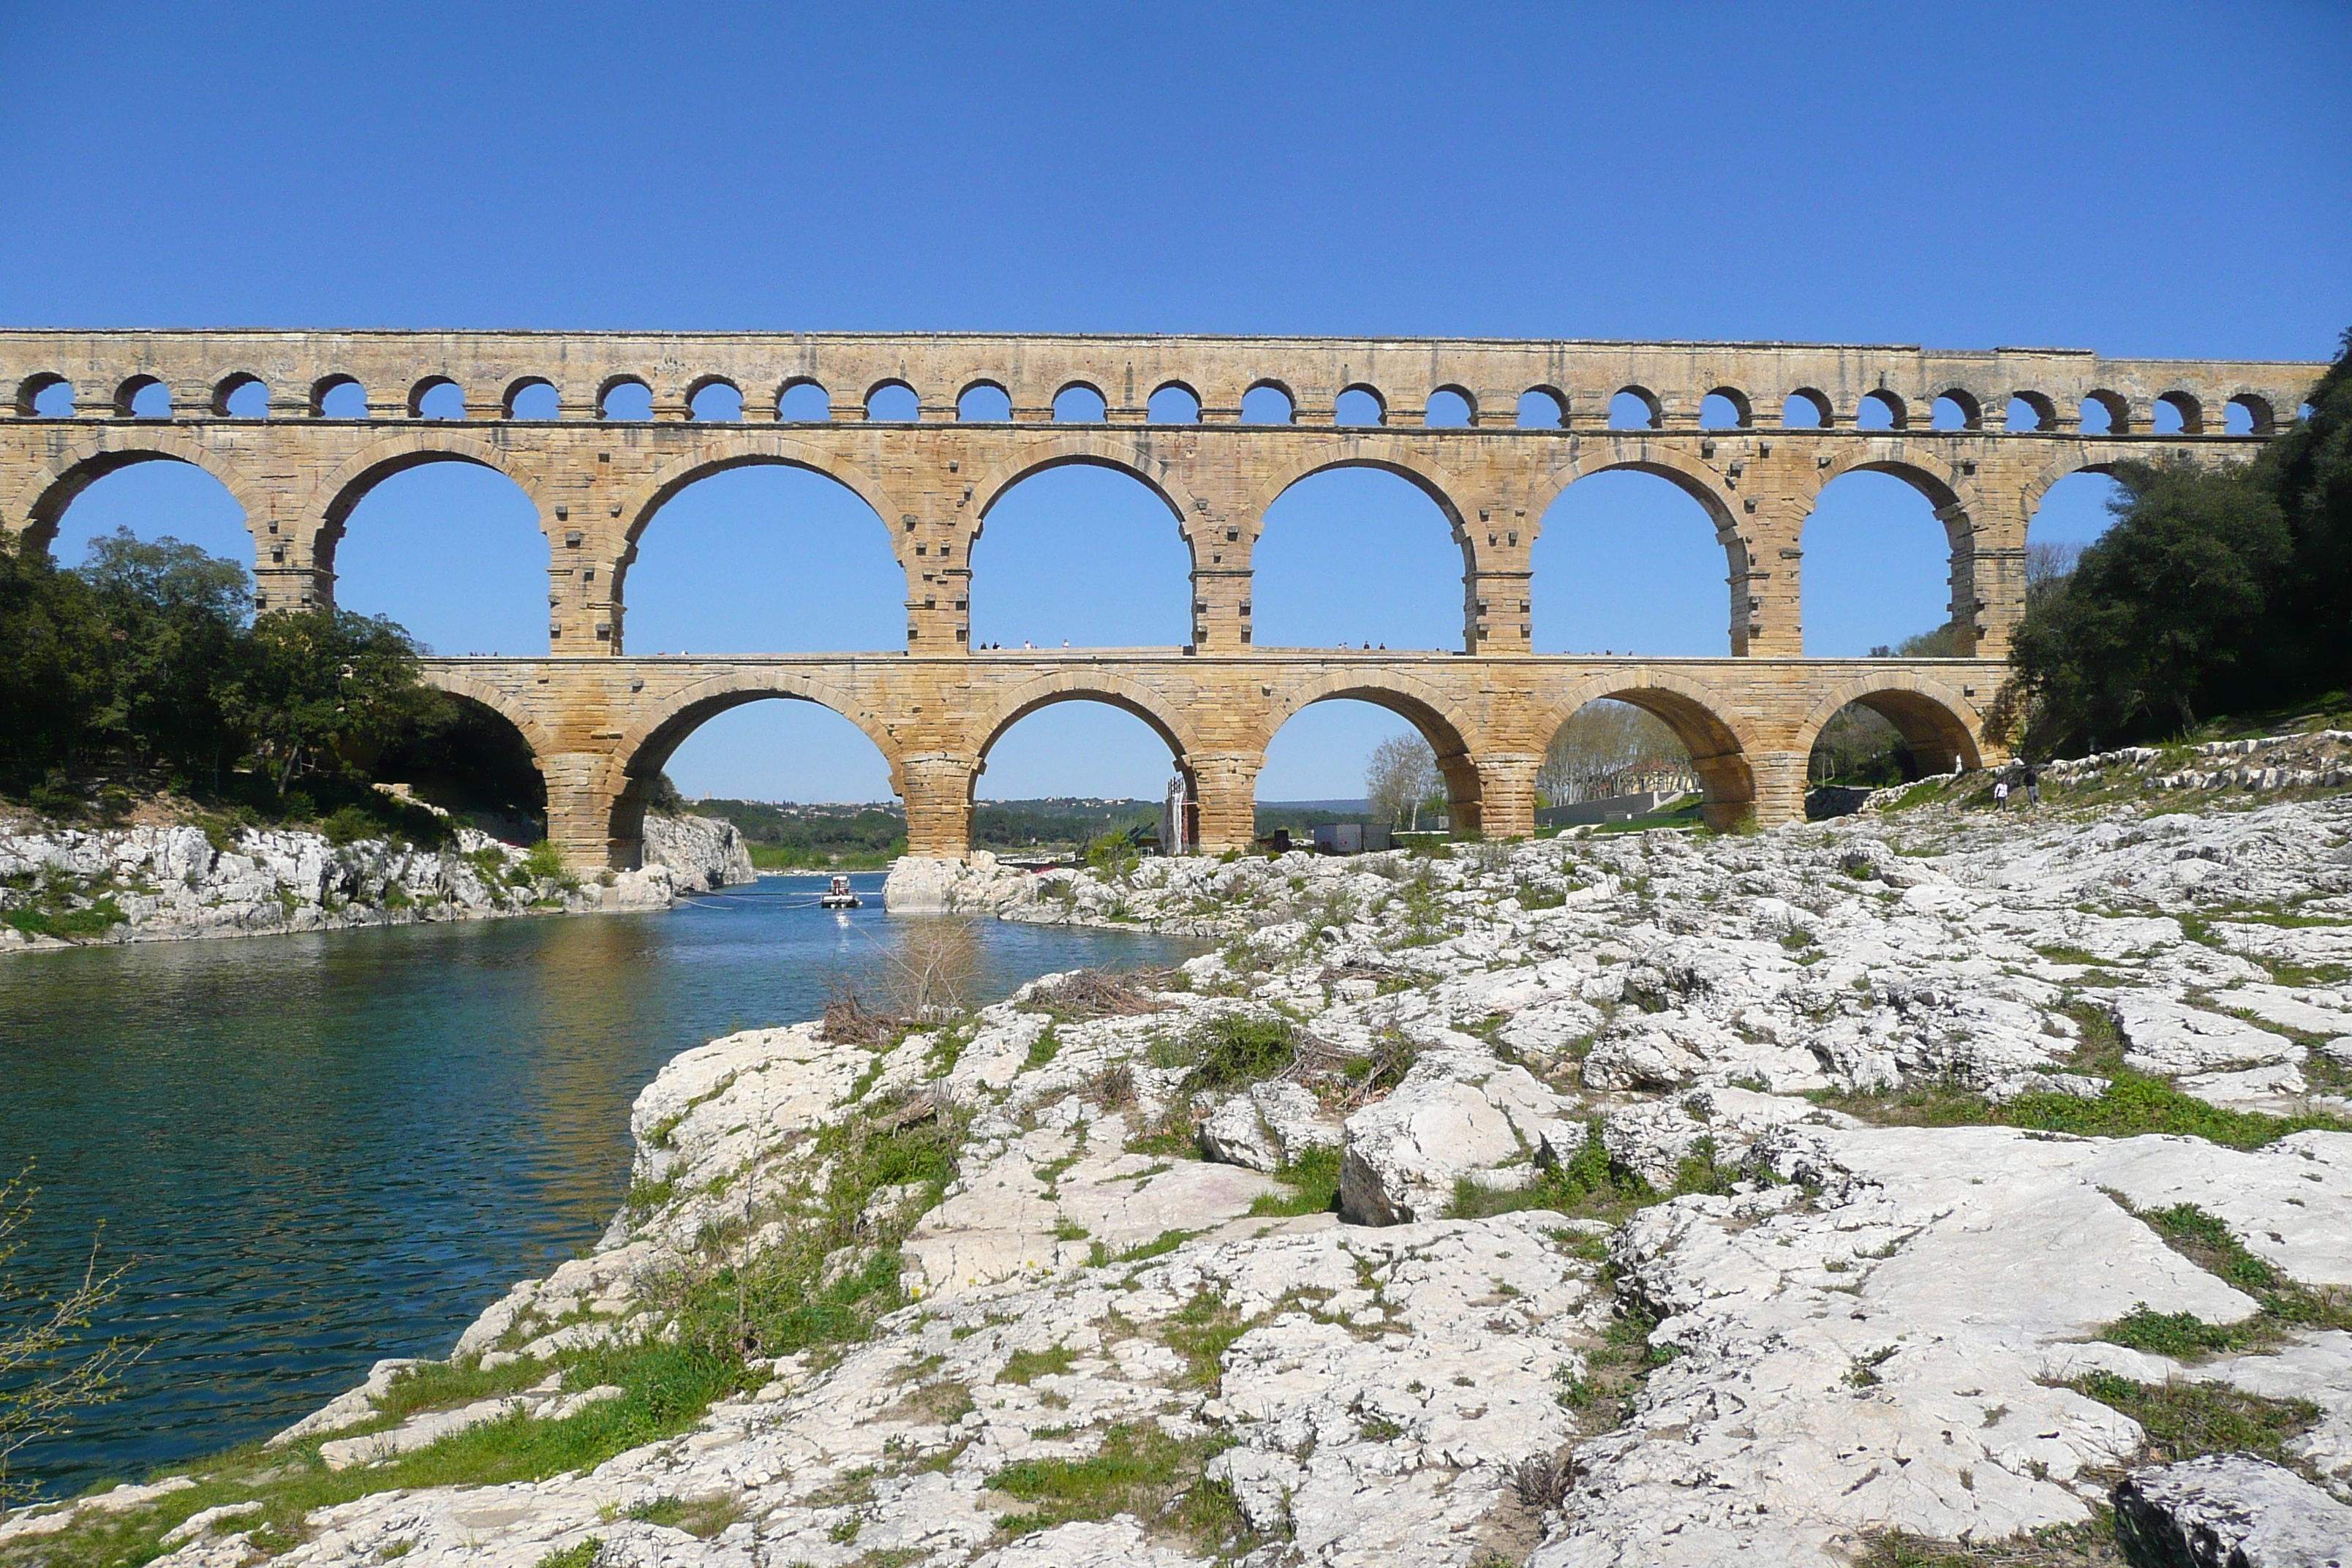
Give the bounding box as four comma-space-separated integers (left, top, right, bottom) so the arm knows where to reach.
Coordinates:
2023, 763, 2040, 807
1994, 776, 2011, 809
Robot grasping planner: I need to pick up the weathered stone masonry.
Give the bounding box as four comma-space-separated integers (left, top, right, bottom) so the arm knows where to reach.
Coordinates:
0, 330, 2321, 865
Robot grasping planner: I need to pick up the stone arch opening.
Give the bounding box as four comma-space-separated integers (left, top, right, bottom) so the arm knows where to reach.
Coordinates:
1242, 382, 1294, 425
1782, 388, 1831, 429
2026, 467, 2125, 606
1425, 388, 1474, 428
410, 377, 467, 421
1534, 679, 1754, 833
1263, 681, 1482, 835
1856, 390, 1907, 430
118, 376, 172, 419
866, 381, 919, 422
1252, 463, 1471, 652
2003, 393, 2054, 433
958, 381, 1013, 422
1801, 463, 1962, 656
1052, 383, 1107, 423
976, 689, 1191, 804
383, 683, 551, 832
1609, 388, 1662, 430
212, 373, 269, 418
2155, 391, 2203, 434
18, 440, 259, 564
1929, 390, 1982, 431
1528, 461, 1740, 656
687, 379, 743, 422
1518, 388, 1566, 429
1147, 382, 1200, 423
621, 461, 903, 655
1801, 682, 1980, 791
37, 459, 254, 589
2225, 394, 2272, 436
1536, 697, 1696, 819
777, 379, 832, 422
505, 377, 559, 420
611, 684, 900, 869
2080, 390, 2128, 435
657, 701, 899, 837
1700, 388, 1750, 429
598, 378, 654, 421
313, 374, 367, 418
970, 458, 1189, 649
326, 455, 547, 655
17, 372, 69, 417
1336, 385, 1386, 426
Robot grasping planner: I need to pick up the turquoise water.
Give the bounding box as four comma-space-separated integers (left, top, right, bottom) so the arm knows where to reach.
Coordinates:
0, 876, 1194, 1499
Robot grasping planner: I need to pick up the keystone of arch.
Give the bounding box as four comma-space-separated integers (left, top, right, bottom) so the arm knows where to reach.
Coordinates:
611, 668, 903, 783
965, 432, 1189, 527
1256, 666, 1485, 758
1790, 670, 1986, 766
416, 667, 564, 761
968, 668, 1206, 764
1523, 668, 1760, 763
9, 428, 270, 544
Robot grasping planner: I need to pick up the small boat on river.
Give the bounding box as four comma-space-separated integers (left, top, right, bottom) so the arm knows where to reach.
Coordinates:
819, 874, 862, 909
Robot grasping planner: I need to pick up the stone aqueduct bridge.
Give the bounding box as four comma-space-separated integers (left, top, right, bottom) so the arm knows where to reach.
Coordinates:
0, 330, 2321, 867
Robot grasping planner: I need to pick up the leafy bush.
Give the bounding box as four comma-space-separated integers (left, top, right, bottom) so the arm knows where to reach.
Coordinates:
1188, 1014, 1300, 1088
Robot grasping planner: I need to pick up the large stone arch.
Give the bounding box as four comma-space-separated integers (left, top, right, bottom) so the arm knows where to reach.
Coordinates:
1523, 442, 1738, 532
416, 668, 563, 762
8, 429, 267, 556
967, 669, 1205, 770
312, 431, 551, 577
1793, 671, 1987, 777
965, 434, 1191, 533
1259, 667, 1488, 829
1808, 448, 1967, 535
2019, 442, 2142, 516
1244, 445, 1474, 531
1526, 669, 1760, 831
615, 434, 902, 576
603, 668, 905, 864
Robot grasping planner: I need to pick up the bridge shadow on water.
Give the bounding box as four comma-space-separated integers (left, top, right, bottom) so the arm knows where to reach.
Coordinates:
0, 879, 1196, 1499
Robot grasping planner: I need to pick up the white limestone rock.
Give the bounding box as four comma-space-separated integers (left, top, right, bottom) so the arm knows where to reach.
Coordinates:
2112, 996, 2302, 1074
639, 810, 755, 889
2113, 1454, 2352, 1567
1338, 1050, 1570, 1224
1198, 1080, 1339, 1172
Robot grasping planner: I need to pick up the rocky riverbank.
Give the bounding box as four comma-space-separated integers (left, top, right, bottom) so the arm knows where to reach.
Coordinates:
0, 810, 754, 953
7, 771, 2352, 1566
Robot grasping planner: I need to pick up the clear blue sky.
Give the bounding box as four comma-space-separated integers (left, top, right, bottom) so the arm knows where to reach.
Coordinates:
11, 4, 2347, 802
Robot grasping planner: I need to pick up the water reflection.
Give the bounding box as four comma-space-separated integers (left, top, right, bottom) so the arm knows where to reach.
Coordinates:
0, 875, 1192, 1496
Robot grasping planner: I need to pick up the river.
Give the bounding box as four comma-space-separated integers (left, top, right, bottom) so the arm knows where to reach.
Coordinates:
0, 875, 1195, 1500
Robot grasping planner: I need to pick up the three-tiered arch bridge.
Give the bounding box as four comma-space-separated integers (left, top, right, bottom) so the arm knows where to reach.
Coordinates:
0, 330, 2321, 867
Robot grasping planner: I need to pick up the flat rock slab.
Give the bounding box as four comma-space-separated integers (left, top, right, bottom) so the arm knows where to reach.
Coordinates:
2113, 1453, 2352, 1567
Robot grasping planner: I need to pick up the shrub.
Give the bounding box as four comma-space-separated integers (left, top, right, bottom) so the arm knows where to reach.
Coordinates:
1190, 1014, 1300, 1088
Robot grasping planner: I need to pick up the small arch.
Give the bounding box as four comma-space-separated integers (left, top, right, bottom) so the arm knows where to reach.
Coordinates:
1147, 382, 1201, 423
410, 377, 467, 421
1610, 388, 1662, 431
2078, 391, 2127, 436
598, 377, 654, 421
1241, 382, 1294, 425
1929, 390, 1981, 431
1335, 385, 1386, 427
1527, 674, 1757, 832
2154, 391, 2202, 435
2002, 393, 2054, 434
314, 374, 368, 419
1052, 382, 1107, 423
1700, 388, 1750, 429
505, 378, 559, 420
777, 379, 831, 422
1517, 388, 1566, 429
865, 380, 919, 422
1798, 678, 1983, 783
118, 376, 172, 419
957, 381, 1012, 422
2225, 394, 2272, 436
686, 378, 743, 422
1425, 387, 1474, 429
1781, 389, 1831, 429
1856, 390, 1907, 431
19, 373, 73, 418
211, 373, 269, 418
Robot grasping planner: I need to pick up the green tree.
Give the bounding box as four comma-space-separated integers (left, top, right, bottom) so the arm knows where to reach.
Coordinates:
0, 535, 111, 783
221, 608, 432, 793
2253, 325, 2352, 698
75, 529, 250, 782
2008, 460, 2291, 748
